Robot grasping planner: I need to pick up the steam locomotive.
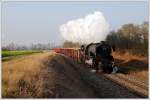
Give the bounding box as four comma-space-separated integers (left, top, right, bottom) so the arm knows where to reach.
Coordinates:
81, 41, 118, 73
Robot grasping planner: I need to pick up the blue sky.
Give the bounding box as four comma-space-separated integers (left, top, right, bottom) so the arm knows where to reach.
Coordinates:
2, 1, 149, 46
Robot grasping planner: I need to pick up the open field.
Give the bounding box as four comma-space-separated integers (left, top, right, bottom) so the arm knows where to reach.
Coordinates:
2, 50, 42, 57
2, 51, 148, 98
2, 50, 42, 61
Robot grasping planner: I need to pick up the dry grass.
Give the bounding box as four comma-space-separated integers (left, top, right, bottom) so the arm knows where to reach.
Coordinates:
113, 52, 148, 62
2, 52, 55, 98
112, 52, 148, 82
2, 51, 96, 98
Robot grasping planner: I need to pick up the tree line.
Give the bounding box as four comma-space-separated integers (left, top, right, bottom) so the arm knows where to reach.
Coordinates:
106, 21, 148, 56
2, 43, 61, 51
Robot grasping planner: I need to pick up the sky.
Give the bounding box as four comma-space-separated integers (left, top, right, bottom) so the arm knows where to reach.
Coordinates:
2, 1, 149, 46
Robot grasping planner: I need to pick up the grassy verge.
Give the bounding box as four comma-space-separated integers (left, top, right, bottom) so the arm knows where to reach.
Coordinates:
2, 52, 54, 98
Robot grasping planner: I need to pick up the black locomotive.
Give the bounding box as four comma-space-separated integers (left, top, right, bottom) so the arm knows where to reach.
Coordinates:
81, 41, 116, 73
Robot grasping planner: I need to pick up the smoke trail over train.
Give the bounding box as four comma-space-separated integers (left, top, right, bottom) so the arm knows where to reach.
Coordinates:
60, 11, 109, 44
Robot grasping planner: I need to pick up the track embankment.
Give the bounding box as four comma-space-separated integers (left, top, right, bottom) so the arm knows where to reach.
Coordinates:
2, 52, 147, 98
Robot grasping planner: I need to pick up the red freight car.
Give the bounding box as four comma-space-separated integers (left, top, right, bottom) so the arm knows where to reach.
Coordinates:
53, 48, 85, 63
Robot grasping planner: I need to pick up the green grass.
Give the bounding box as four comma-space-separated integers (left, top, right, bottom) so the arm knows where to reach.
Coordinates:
2, 50, 42, 58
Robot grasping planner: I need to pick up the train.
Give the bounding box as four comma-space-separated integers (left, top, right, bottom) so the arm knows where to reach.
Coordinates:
53, 41, 117, 73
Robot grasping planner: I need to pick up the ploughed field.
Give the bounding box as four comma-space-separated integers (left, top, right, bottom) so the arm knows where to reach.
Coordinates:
2, 51, 148, 98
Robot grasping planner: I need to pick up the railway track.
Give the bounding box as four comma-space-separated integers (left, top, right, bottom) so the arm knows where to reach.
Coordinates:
85, 65, 148, 97
103, 73, 148, 97
84, 64, 148, 97
75, 62, 148, 97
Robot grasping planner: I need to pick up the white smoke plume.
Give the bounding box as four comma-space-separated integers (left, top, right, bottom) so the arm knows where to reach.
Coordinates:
59, 11, 110, 44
